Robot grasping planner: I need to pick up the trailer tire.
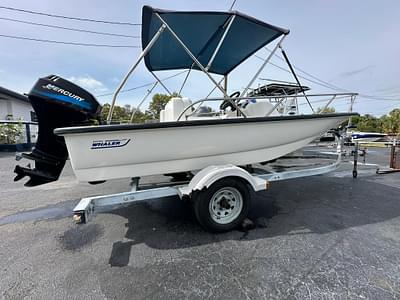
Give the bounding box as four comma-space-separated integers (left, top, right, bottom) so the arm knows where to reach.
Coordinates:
192, 177, 250, 233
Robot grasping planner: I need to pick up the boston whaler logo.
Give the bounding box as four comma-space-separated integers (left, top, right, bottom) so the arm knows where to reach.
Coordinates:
42, 83, 85, 102
91, 139, 131, 149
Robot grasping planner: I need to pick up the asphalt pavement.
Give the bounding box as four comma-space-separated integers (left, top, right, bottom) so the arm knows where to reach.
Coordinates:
0, 147, 399, 299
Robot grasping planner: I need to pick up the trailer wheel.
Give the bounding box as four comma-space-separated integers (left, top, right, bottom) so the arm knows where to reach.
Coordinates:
192, 178, 250, 233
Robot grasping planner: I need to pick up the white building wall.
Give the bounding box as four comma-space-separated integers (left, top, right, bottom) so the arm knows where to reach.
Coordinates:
0, 100, 37, 144
0, 100, 33, 121
0, 100, 10, 119
10, 101, 33, 121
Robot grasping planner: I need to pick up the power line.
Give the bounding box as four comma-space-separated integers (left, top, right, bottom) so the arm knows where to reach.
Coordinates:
264, 47, 345, 93
97, 82, 154, 97
0, 5, 141, 26
255, 54, 345, 91
0, 16, 139, 38
359, 94, 399, 101
96, 70, 188, 97
264, 47, 400, 101
364, 90, 400, 97
368, 86, 400, 94
264, 56, 399, 103
357, 97, 400, 102
0, 33, 140, 48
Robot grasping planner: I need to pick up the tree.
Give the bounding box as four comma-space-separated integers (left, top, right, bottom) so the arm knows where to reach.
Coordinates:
0, 122, 23, 144
331, 109, 400, 134
345, 110, 400, 134
99, 92, 181, 123
147, 92, 179, 120
101, 103, 131, 122
381, 109, 400, 134
202, 106, 214, 113
124, 104, 132, 113
356, 114, 383, 132
316, 107, 336, 114
130, 109, 152, 123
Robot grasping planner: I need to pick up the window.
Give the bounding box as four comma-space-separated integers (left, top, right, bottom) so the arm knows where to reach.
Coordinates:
30, 111, 38, 122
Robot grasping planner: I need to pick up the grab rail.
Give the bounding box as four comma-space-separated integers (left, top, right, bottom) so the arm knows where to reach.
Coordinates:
177, 92, 358, 121
177, 97, 248, 121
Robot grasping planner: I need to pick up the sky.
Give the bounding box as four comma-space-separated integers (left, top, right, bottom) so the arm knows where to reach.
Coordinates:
0, 0, 399, 116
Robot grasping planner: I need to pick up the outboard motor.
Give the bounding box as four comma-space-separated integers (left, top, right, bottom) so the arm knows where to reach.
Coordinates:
14, 75, 101, 186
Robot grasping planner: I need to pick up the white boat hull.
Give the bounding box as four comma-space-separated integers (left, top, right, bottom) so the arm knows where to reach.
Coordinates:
351, 132, 387, 143
59, 115, 349, 182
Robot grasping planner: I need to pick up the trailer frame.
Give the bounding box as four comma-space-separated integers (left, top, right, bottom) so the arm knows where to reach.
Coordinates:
73, 142, 344, 230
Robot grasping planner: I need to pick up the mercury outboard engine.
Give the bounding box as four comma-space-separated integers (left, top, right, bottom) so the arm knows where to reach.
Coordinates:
14, 75, 101, 186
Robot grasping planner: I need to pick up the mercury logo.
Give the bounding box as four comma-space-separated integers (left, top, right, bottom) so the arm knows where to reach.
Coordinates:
42, 84, 85, 102
91, 139, 130, 149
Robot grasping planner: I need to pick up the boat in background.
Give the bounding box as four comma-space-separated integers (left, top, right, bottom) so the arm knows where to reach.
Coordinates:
350, 131, 387, 143
14, 6, 358, 186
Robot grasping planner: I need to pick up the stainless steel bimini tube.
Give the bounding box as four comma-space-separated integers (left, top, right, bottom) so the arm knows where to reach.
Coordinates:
107, 24, 166, 124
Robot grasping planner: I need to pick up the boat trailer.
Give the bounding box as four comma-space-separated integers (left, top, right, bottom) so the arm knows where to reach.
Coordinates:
73, 144, 343, 232
377, 140, 400, 174
350, 140, 400, 177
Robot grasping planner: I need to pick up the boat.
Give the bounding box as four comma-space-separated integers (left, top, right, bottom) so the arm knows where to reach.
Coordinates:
14, 6, 358, 186
350, 131, 387, 143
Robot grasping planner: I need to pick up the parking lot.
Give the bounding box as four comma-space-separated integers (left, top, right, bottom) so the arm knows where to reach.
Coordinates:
1, 148, 400, 299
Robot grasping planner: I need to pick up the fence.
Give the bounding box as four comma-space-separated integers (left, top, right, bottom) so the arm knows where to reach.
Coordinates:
0, 120, 38, 151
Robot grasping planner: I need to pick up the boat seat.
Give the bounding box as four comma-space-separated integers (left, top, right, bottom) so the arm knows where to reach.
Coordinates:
160, 97, 192, 122
242, 99, 279, 117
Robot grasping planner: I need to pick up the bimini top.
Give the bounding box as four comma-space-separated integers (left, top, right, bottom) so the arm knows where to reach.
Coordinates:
142, 6, 289, 75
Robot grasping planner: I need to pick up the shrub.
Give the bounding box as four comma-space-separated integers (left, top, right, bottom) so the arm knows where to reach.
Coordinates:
0, 122, 24, 144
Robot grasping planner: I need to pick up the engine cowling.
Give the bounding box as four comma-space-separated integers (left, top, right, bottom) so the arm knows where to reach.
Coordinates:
14, 75, 101, 186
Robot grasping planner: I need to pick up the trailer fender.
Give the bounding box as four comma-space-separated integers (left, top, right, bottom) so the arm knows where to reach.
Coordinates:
178, 164, 268, 197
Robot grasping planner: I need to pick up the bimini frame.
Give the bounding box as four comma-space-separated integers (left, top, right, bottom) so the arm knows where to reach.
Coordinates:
106, 11, 288, 123
107, 9, 358, 125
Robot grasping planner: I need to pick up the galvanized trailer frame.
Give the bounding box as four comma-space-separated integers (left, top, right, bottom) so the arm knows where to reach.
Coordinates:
73, 142, 343, 226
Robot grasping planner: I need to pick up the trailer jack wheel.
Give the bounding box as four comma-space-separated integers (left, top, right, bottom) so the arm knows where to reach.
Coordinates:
73, 212, 86, 224
192, 178, 250, 233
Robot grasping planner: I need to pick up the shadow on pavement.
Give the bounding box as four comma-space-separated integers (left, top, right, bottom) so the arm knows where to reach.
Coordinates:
0, 152, 17, 158
106, 175, 400, 266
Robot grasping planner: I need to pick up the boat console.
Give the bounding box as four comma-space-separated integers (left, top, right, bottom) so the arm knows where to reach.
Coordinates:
14, 75, 101, 186
160, 97, 193, 122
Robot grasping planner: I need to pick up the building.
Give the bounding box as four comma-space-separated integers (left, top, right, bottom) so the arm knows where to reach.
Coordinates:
0, 86, 36, 121
0, 86, 37, 150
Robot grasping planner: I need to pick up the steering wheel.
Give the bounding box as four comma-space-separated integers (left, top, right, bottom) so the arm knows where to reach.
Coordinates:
220, 91, 241, 111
